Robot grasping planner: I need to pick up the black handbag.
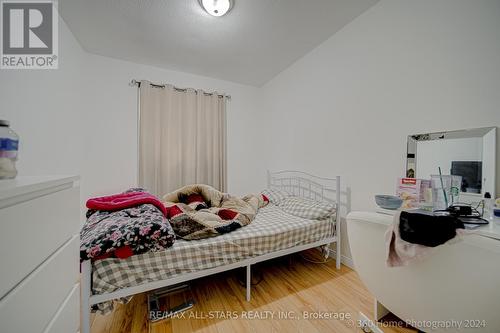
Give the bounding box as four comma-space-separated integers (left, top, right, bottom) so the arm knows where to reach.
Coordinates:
399, 211, 465, 247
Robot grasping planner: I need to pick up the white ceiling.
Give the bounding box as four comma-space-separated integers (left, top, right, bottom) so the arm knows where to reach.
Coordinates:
60, 0, 379, 86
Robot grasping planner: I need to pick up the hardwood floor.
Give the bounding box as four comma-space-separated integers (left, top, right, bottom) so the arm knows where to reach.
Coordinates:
91, 250, 417, 333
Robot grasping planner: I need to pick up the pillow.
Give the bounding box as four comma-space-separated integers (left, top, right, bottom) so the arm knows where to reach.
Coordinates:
261, 188, 292, 205
278, 196, 336, 220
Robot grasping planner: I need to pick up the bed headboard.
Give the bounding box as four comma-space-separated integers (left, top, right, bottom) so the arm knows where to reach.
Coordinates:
267, 170, 340, 207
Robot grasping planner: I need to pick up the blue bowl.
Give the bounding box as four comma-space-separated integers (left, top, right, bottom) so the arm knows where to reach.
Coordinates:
494, 208, 500, 218
375, 195, 403, 210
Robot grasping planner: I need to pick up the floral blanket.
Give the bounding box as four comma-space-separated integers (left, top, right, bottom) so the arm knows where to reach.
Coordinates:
80, 189, 175, 261
163, 184, 268, 240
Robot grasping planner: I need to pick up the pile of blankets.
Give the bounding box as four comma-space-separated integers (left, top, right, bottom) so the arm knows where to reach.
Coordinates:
163, 184, 268, 240
80, 185, 268, 261
80, 188, 176, 261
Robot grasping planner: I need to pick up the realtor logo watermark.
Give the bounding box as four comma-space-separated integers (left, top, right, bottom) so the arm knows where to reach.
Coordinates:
1, 0, 58, 69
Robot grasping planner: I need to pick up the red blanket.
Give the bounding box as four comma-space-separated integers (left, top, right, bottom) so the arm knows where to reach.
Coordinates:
86, 191, 168, 217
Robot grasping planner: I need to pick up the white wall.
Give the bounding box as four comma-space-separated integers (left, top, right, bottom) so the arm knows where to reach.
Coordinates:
0, 19, 87, 180
261, 0, 500, 258
81, 53, 266, 204
0, 16, 266, 220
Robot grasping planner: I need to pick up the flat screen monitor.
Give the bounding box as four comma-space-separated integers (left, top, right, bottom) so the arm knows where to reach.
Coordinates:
451, 161, 482, 193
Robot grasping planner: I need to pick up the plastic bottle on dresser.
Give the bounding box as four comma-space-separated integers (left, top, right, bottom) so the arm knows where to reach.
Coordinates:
0, 120, 19, 179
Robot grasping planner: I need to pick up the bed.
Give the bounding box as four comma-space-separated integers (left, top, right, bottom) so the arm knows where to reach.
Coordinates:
80, 170, 341, 333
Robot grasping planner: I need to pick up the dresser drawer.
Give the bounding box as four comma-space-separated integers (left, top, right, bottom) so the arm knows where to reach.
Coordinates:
43, 283, 80, 333
0, 235, 79, 333
0, 185, 79, 297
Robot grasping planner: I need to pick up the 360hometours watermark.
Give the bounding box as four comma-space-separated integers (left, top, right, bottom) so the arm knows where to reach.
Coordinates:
1, 0, 58, 69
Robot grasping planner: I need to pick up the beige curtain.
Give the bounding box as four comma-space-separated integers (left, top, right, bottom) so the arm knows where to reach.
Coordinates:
138, 81, 227, 196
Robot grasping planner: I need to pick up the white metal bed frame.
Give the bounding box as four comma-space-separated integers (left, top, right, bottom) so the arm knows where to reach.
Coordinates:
80, 170, 340, 333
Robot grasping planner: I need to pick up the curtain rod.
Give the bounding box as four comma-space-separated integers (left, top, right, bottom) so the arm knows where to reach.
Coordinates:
129, 79, 231, 100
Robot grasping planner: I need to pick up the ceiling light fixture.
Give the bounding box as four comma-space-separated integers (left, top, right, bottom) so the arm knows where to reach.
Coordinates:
199, 0, 233, 17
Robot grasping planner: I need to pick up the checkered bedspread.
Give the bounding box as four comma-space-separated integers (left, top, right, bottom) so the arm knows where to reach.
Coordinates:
91, 204, 336, 313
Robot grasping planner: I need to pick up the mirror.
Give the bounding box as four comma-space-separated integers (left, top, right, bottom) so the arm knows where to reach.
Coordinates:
406, 127, 496, 201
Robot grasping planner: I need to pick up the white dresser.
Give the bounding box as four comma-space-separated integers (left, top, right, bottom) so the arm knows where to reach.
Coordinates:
0, 176, 80, 333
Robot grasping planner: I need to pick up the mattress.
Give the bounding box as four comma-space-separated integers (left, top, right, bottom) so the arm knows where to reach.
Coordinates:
92, 203, 335, 313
